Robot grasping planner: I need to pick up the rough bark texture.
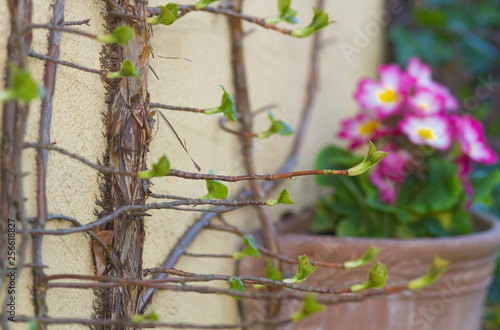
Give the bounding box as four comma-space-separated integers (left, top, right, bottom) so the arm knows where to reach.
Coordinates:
103, 0, 152, 326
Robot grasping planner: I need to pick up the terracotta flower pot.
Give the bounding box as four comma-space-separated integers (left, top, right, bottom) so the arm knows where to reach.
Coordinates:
239, 210, 500, 330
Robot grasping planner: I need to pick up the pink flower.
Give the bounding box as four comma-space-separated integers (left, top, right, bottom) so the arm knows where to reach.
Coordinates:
451, 114, 497, 165
369, 144, 410, 204
405, 57, 458, 112
337, 114, 385, 149
408, 87, 445, 116
399, 115, 453, 150
354, 64, 412, 119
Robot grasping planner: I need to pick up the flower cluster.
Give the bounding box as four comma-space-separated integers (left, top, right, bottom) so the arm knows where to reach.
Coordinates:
339, 57, 497, 204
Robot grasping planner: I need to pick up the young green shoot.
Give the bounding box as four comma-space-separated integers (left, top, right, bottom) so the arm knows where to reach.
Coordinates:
344, 245, 380, 269
106, 59, 140, 79
203, 85, 237, 121
233, 235, 260, 260
138, 155, 171, 179
97, 25, 135, 46
350, 261, 388, 293
283, 255, 318, 284
266, 188, 295, 205
408, 256, 449, 290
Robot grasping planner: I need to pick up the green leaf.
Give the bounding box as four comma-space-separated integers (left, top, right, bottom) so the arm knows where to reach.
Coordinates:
396, 159, 462, 214
265, 258, 282, 281
138, 155, 170, 179
132, 311, 160, 322
336, 218, 358, 237
408, 256, 449, 291
106, 59, 140, 79
350, 261, 388, 293
472, 170, 500, 206
29, 320, 39, 330
283, 255, 318, 284
291, 294, 324, 322
204, 85, 237, 121
199, 170, 228, 199
347, 141, 389, 176
146, 3, 178, 25
266, 0, 298, 25
344, 245, 380, 269
228, 277, 246, 300
0, 63, 44, 103
194, 0, 220, 9
257, 111, 294, 139
291, 7, 334, 38
254, 258, 283, 289
233, 234, 260, 260
97, 25, 135, 46
266, 188, 295, 205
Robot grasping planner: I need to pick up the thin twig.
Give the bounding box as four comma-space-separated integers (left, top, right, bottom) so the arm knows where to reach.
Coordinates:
27, 49, 106, 76
219, 117, 256, 137
24, 143, 138, 176
169, 168, 348, 182
150, 103, 205, 113
28, 24, 97, 39
47, 271, 353, 295
183, 252, 234, 259
22, 200, 258, 235
62, 19, 91, 26
148, 5, 293, 36
43, 214, 120, 271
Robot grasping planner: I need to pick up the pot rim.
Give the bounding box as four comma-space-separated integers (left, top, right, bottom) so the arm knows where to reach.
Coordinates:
276, 211, 500, 253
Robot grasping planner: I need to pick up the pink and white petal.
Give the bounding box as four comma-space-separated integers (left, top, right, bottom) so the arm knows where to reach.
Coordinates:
354, 79, 382, 110
428, 82, 458, 112
408, 87, 445, 116
379, 64, 403, 89
468, 141, 497, 165
399, 115, 452, 150
406, 57, 432, 86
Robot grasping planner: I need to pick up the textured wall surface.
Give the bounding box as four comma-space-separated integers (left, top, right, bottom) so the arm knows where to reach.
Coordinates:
1, 0, 384, 328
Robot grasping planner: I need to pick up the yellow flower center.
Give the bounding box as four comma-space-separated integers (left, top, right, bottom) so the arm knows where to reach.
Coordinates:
417, 128, 434, 140
358, 120, 379, 135
379, 88, 397, 103
419, 103, 427, 110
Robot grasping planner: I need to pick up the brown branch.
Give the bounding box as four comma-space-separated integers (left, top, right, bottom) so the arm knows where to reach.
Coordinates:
150, 103, 205, 113
33, 2, 64, 321
27, 49, 106, 76
183, 252, 234, 259
28, 24, 97, 39
23, 200, 251, 236
169, 168, 348, 182
43, 273, 409, 304
62, 19, 90, 26
1, 1, 33, 328
46, 271, 353, 295
219, 117, 256, 137
42, 214, 120, 271
24, 143, 138, 177
15, 315, 292, 329
148, 5, 293, 36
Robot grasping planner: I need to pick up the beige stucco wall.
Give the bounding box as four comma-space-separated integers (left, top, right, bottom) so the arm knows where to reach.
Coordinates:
1, 0, 384, 328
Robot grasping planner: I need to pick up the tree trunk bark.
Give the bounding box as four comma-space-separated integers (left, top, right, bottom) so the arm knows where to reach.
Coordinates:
104, 0, 152, 327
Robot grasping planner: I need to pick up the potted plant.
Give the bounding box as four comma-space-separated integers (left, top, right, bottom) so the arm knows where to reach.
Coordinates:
240, 57, 500, 329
